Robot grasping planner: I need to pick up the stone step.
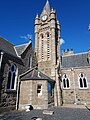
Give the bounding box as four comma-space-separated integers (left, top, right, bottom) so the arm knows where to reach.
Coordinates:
43, 110, 54, 115
36, 118, 42, 120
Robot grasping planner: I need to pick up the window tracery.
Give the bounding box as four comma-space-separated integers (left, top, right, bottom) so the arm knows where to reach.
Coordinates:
78, 73, 88, 89
62, 74, 70, 89
7, 64, 17, 90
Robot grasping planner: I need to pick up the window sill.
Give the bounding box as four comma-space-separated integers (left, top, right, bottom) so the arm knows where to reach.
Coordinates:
6, 89, 17, 93
63, 88, 71, 90
79, 88, 88, 90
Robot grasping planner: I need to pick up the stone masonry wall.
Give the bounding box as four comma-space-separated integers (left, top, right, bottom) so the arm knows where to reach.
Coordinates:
62, 67, 90, 105
38, 61, 51, 77
20, 46, 37, 74
0, 53, 22, 111
19, 80, 48, 110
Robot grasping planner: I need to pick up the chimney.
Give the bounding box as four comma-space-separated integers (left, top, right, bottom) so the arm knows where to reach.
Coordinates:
68, 49, 74, 55
62, 49, 67, 56
62, 49, 74, 56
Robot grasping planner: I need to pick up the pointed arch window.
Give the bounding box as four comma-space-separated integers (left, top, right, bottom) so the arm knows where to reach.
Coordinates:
78, 73, 88, 89
62, 74, 70, 89
7, 64, 17, 90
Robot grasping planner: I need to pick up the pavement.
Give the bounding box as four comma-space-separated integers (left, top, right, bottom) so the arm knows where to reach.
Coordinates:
0, 105, 90, 120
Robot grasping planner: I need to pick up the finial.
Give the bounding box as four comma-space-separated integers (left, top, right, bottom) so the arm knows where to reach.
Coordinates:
88, 24, 90, 31
46, 0, 49, 3
57, 20, 60, 24
51, 8, 53, 11
27, 34, 32, 42
36, 14, 38, 18
29, 36, 32, 41
47, 0, 49, 3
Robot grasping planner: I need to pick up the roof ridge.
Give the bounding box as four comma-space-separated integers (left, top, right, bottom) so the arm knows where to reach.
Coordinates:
19, 67, 37, 77
15, 43, 28, 47
0, 36, 19, 58
37, 68, 52, 79
62, 52, 88, 57
15, 41, 32, 56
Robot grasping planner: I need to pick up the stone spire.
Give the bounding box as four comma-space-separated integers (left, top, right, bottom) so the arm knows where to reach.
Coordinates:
43, 0, 51, 14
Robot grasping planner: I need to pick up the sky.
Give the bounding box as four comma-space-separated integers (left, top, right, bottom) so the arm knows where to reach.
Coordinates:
0, 0, 90, 54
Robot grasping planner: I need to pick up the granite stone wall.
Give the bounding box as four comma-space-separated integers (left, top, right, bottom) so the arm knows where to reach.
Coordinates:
61, 67, 90, 105
20, 45, 37, 74
19, 80, 49, 110
0, 53, 22, 110
0, 46, 37, 111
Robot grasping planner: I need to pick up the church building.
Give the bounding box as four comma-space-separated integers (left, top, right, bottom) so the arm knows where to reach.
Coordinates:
0, 0, 90, 111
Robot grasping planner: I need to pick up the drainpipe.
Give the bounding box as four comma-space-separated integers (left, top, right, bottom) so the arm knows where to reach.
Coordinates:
71, 68, 77, 104
16, 76, 21, 110
55, 66, 61, 106
0, 52, 4, 70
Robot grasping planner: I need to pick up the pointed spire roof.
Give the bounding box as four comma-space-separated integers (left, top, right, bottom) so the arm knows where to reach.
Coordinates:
43, 0, 51, 14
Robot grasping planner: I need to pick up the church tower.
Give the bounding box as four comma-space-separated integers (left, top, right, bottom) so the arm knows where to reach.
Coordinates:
35, 0, 60, 81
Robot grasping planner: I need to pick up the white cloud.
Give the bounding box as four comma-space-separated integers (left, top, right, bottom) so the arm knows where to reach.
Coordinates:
60, 38, 65, 46
20, 36, 28, 40
20, 34, 32, 40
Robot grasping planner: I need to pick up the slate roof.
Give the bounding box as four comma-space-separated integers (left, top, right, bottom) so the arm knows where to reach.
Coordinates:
20, 68, 55, 82
0, 37, 18, 57
15, 44, 28, 56
61, 52, 90, 68
15, 41, 31, 56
